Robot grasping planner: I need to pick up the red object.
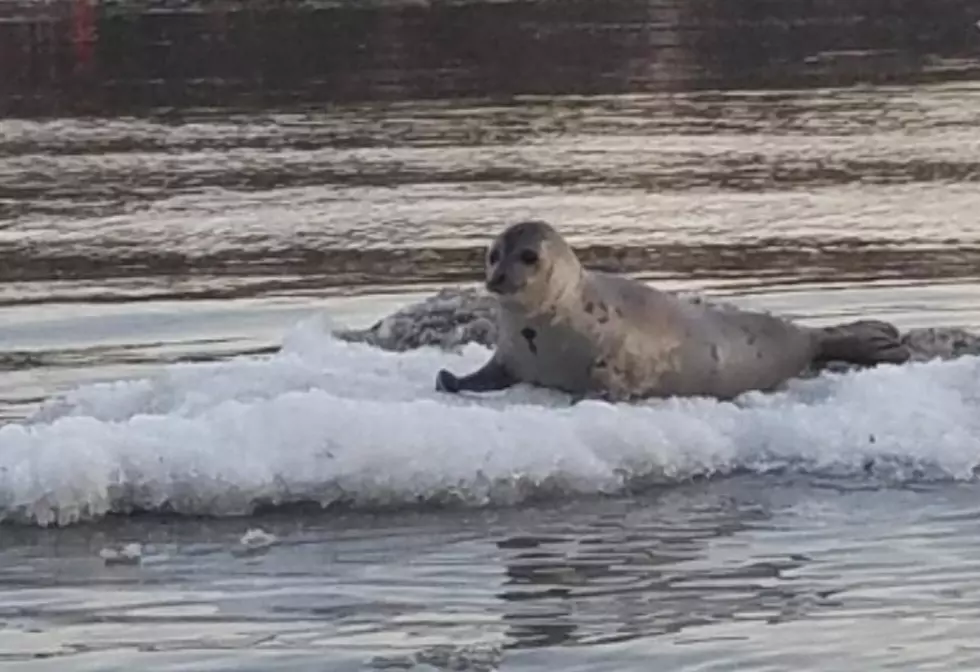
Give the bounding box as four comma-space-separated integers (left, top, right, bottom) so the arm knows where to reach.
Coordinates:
71, 0, 95, 68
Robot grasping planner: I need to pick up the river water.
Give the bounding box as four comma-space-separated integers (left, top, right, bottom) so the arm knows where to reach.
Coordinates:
3, 5, 980, 669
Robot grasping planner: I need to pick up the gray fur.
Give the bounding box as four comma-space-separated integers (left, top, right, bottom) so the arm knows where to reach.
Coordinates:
435, 220, 912, 402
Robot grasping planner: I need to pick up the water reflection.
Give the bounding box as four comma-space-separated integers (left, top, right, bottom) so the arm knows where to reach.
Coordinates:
1, 0, 978, 116
493, 485, 828, 650
0, 477, 840, 662
4, 476, 980, 669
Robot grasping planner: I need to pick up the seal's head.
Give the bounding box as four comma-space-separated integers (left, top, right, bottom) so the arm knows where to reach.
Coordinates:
484, 220, 582, 312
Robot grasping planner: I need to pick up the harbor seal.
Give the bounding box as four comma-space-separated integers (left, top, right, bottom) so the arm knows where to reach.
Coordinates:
434, 220, 910, 402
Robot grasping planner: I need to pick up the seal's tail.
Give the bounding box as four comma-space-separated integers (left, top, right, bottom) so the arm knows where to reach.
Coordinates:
815, 319, 910, 367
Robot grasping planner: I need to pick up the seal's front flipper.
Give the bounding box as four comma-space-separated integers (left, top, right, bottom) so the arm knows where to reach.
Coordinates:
435, 369, 462, 393
435, 358, 517, 394
816, 319, 911, 367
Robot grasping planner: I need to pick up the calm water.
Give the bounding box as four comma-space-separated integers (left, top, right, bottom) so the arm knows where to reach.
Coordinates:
4, 3, 980, 669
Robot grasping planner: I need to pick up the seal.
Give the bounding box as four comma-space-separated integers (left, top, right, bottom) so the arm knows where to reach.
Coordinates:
335, 288, 980, 366
434, 220, 911, 402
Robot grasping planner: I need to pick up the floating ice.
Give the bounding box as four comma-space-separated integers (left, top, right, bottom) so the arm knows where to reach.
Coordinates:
1, 312, 980, 528
99, 542, 143, 566
235, 527, 279, 556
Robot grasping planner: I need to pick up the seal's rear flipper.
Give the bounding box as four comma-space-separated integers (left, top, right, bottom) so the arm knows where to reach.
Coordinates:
816, 319, 910, 367
435, 358, 517, 394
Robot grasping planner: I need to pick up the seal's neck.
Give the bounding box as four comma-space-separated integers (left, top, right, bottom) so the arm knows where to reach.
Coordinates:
543, 263, 584, 313
505, 260, 585, 320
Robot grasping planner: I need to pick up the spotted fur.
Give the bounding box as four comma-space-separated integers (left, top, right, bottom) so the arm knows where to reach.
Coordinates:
436, 220, 910, 401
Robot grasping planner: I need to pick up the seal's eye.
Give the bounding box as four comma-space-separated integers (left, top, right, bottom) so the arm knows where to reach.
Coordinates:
520, 250, 539, 265
488, 249, 500, 265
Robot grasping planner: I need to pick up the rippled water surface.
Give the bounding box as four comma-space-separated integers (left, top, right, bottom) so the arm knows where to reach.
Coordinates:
4, 3, 980, 668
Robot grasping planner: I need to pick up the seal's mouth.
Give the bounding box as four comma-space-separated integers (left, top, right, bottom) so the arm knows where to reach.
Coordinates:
485, 269, 511, 295
486, 280, 523, 297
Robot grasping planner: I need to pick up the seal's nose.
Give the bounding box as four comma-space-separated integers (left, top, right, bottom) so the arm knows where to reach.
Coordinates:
487, 269, 506, 292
